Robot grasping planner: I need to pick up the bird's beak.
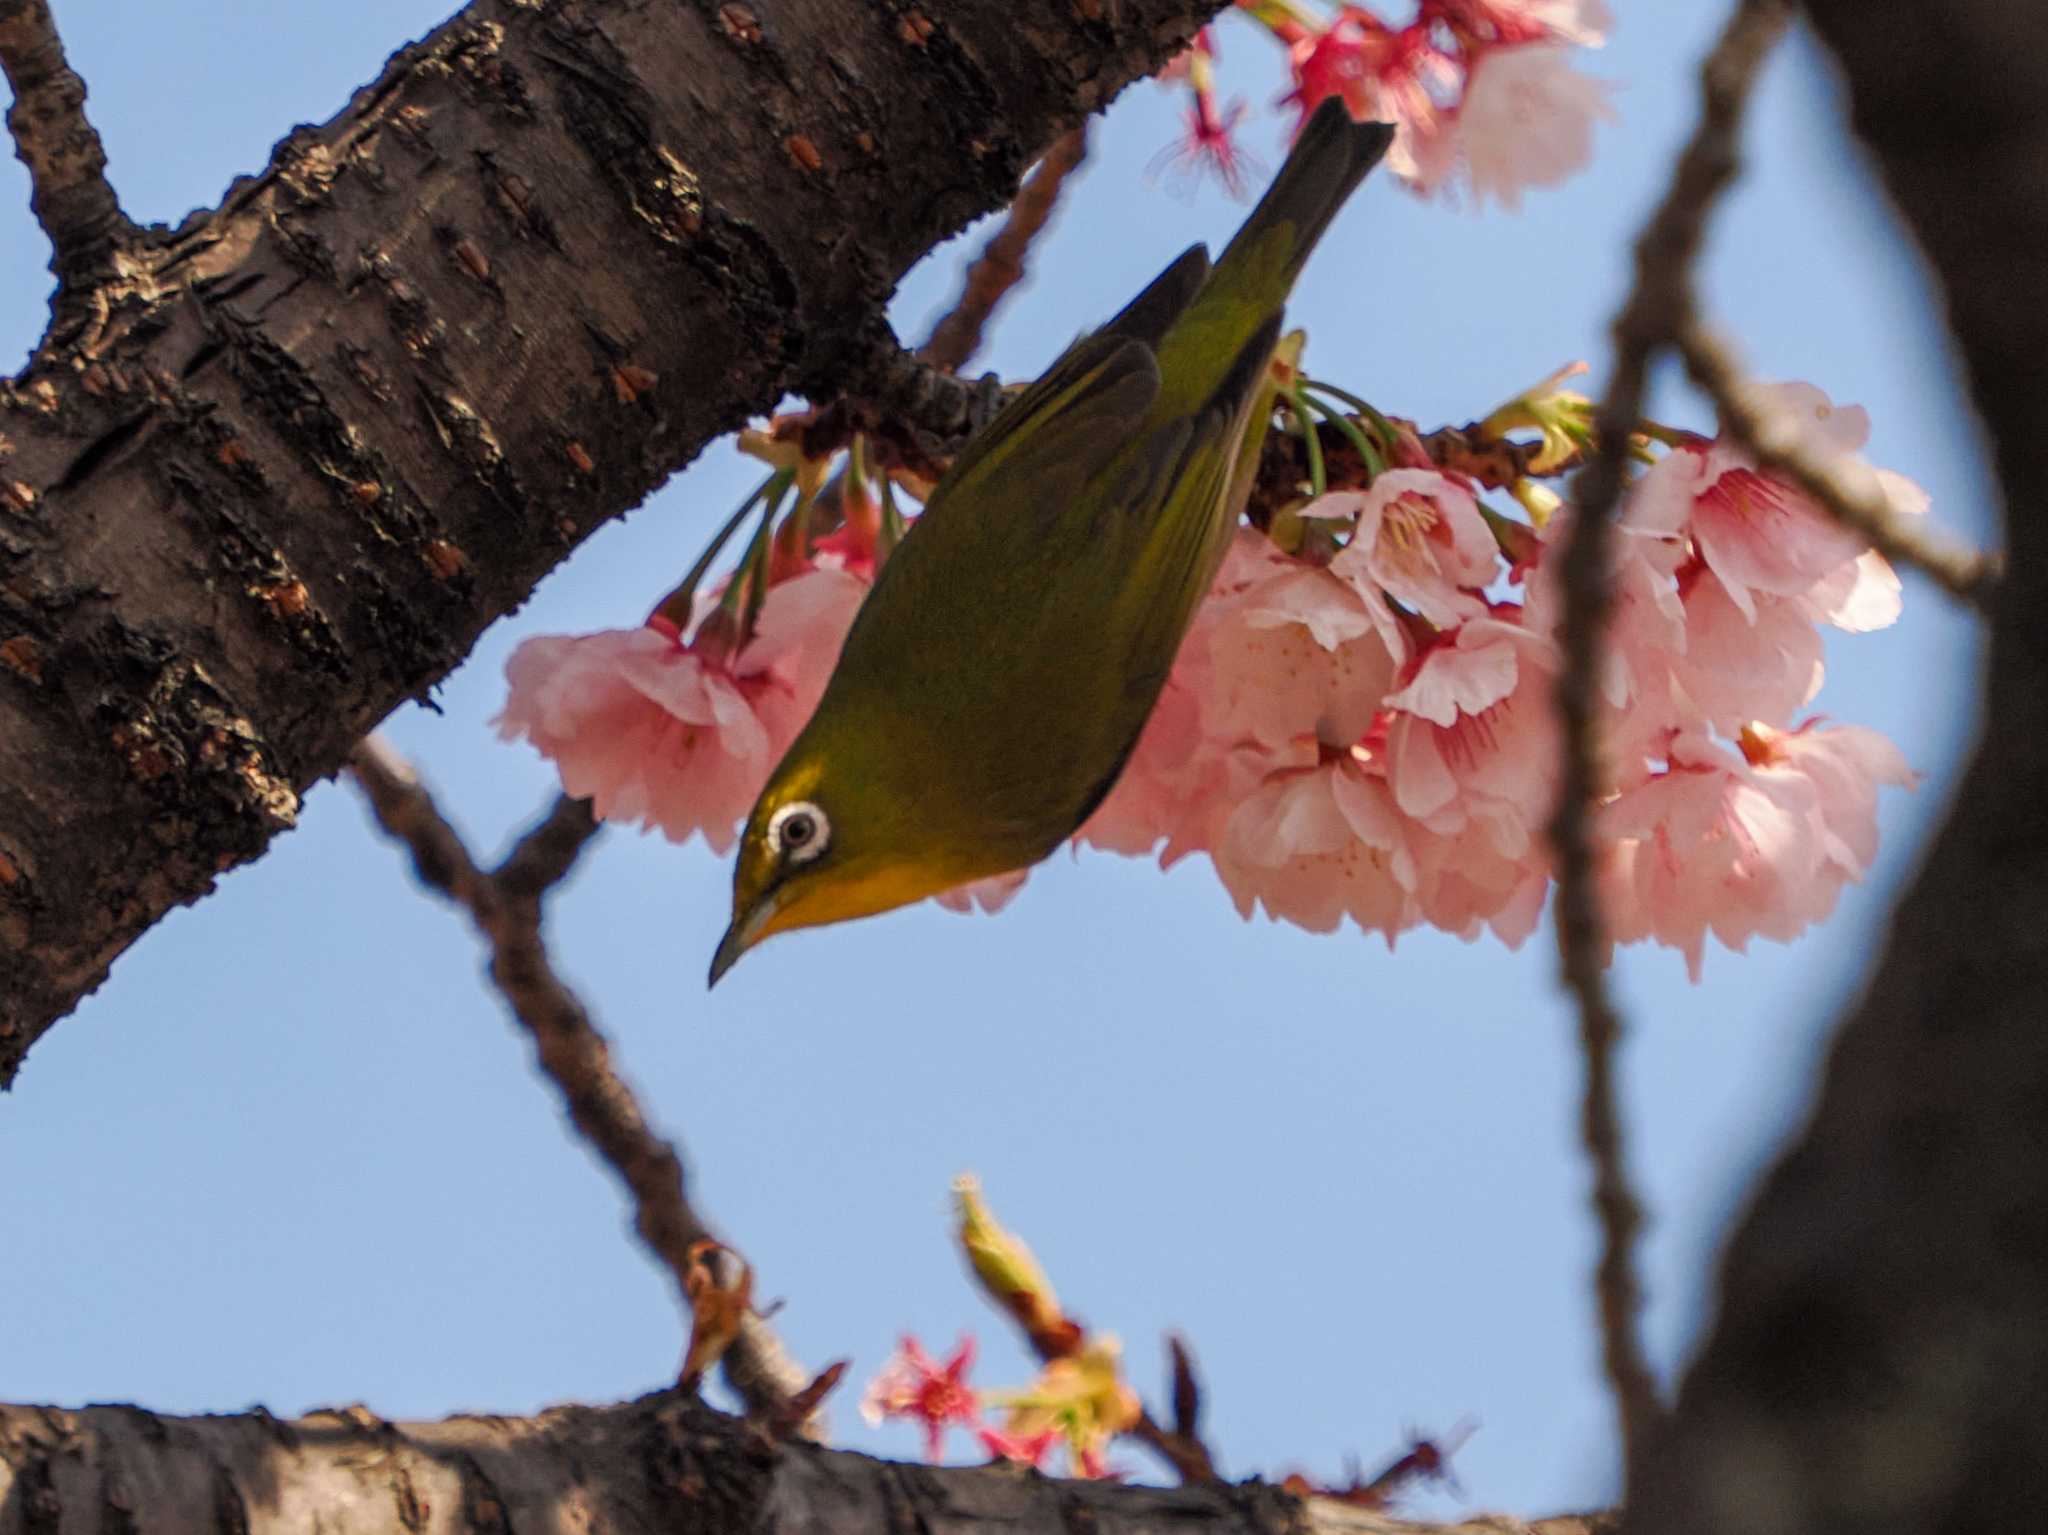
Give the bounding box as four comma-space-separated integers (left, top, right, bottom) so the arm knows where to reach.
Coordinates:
708, 892, 780, 988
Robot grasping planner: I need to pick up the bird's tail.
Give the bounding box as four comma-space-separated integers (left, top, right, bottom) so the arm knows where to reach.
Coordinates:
1212, 99, 1395, 303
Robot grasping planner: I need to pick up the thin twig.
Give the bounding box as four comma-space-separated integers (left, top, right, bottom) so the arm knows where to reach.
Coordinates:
920, 127, 1090, 372
1675, 320, 2000, 607
1551, 0, 1794, 1477
0, 0, 132, 289
347, 737, 810, 1418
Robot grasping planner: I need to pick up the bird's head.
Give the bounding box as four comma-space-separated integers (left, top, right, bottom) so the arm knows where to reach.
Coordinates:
709, 743, 975, 986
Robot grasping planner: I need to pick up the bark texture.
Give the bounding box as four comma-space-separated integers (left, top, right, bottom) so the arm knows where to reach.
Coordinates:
0, 1395, 1611, 1535
0, 0, 1219, 1085
1624, 5, 2048, 1533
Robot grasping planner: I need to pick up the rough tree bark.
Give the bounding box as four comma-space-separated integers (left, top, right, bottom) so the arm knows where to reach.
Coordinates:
0, 0, 1220, 1085
1623, 5, 2048, 1534
0, 1395, 1615, 1535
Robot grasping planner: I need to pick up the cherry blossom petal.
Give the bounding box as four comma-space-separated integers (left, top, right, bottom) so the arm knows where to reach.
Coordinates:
1327, 469, 1498, 631
1427, 44, 1613, 211
933, 869, 1031, 915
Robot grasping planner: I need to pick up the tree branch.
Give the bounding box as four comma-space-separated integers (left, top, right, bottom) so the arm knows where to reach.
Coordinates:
0, 1395, 1610, 1535
347, 737, 809, 1417
0, 0, 1228, 1086
920, 126, 1090, 372
1551, 0, 1793, 1476
0, 0, 131, 300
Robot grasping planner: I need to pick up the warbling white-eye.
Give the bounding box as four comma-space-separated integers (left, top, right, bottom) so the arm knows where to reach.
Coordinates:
711, 100, 1394, 984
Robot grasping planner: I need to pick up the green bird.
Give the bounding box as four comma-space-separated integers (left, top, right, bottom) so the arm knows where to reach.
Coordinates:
711, 100, 1394, 984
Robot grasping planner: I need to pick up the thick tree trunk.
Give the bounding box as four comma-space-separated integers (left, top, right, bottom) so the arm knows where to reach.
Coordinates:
0, 1394, 1611, 1535
1624, 6, 2048, 1533
0, 0, 1217, 1084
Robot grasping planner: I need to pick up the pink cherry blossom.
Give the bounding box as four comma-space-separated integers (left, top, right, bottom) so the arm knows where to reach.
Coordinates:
1597, 731, 1825, 979
1739, 720, 1915, 880
1423, 0, 1613, 47
1628, 383, 1924, 626
1383, 613, 1556, 728
1285, 16, 1459, 184
1598, 722, 1912, 979
1656, 563, 1824, 736
1205, 556, 1399, 752
861, 1335, 984, 1463
1798, 471, 1926, 634
1211, 743, 1421, 943
1637, 453, 1863, 622
1160, 93, 1261, 200
1409, 818, 1550, 947
1322, 469, 1497, 646
1419, 44, 1613, 211
494, 567, 868, 853
1378, 617, 1560, 861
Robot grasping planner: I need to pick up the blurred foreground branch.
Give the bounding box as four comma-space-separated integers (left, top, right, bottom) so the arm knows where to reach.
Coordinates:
1551, 0, 1796, 1474
921, 127, 1092, 373
348, 738, 808, 1417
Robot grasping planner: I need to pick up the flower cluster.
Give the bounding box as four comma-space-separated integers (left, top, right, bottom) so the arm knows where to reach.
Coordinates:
497, 377, 1920, 974
1074, 380, 1917, 974
1166, 0, 1614, 209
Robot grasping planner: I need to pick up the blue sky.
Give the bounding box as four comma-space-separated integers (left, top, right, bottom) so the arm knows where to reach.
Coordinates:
0, 2, 1990, 1518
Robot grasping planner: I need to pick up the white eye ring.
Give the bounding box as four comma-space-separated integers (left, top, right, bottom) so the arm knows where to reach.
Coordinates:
767, 800, 830, 865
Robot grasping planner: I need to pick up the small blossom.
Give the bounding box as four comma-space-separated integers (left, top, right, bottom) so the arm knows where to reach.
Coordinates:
1323, 468, 1497, 647
1628, 383, 1924, 627
1658, 562, 1825, 736
1212, 741, 1420, 943
1286, 16, 1458, 184
1160, 93, 1262, 199
1409, 818, 1550, 947
1527, 506, 1689, 717
861, 1335, 983, 1463
1380, 616, 1560, 861
1418, 44, 1613, 210
1382, 613, 1554, 729
493, 568, 867, 853
1206, 553, 1398, 751
1598, 724, 1911, 979
1156, 27, 1261, 198
1739, 719, 1915, 880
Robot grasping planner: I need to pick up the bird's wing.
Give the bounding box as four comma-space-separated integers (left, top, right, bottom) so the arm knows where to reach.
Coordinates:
931, 331, 1163, 518
1098, 244, 1211, 348
834, 330, 1161, 689
1114, 312, 1287, 675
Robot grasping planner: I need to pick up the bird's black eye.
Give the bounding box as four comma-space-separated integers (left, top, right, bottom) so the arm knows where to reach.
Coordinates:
768, 800, 830, 865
